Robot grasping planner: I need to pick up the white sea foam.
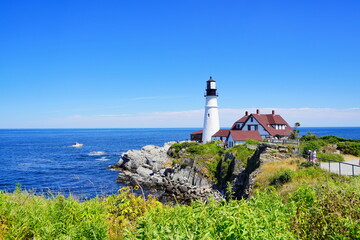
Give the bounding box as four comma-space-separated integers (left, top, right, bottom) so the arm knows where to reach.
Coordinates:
96, 156, 109, 161
88, 151, 106, 156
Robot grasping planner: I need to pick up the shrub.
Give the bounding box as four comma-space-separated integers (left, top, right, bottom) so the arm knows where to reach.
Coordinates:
299, 161, 318, 168
0, 190, 108, 240
337, 142, 360, 156
317, 152, 344, 162
320, 135, 341, 144
105, 187, 162, 239
289, 181, 360, 240
227, 144, 254, 162
245, 139, 259, 145
300, 132, 318, 141
130, 190, 296, 239
302, 141, 321, 155
270, 169, 294, 187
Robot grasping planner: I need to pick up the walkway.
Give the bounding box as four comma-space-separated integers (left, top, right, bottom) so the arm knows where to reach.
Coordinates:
320, 159, 360, 176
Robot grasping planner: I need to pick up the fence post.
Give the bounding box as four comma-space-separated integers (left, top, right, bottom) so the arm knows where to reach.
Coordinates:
352, 165, 355, 177
339, 162, 341, 176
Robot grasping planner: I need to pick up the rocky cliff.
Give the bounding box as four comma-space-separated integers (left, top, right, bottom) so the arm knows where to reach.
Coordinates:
111, 142, 223, 204
111, 141, 294, 203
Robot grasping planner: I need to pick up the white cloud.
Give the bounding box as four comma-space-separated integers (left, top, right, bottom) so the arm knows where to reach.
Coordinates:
219, 108, 360, 127
27, 107, 360, 128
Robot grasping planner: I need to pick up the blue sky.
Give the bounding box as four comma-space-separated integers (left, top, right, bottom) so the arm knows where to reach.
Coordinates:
1, 0, 359, 128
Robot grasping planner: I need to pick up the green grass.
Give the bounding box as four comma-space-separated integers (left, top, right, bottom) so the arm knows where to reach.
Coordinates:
168, 142, 254, 183
317, 152, 345, 162
0, 189, 107, 239
1, 148, 359, 239
130, 190, 296, 240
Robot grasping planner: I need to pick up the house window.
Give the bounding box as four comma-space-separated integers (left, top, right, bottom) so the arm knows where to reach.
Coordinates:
250, 117, 253, 122
255, 125, 258, 130
208, 113, 210, 117
248, 125, 251, 131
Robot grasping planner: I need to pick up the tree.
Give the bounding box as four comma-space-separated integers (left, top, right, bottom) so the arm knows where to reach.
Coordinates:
289, 122, 301, 140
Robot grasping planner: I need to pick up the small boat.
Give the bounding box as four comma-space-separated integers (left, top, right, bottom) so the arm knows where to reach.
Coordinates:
71, 142, 83, 148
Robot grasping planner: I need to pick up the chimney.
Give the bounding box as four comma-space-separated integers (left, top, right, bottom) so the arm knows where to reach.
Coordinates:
272, 110, 275, 115
245, 111, 248, 116
256, 109, 260, 114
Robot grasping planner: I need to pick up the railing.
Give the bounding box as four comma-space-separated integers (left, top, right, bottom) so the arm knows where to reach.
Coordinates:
268, 139, 299, 145
303, 154, 360, 177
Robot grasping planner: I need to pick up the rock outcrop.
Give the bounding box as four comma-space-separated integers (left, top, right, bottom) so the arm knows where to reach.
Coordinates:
212, 142, 296, 199
111, 142, 223, 204
111, 141, 294, 203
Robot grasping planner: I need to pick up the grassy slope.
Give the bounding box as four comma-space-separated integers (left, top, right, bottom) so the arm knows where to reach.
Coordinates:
1, 142, 359, 239
129, 158, 360, 240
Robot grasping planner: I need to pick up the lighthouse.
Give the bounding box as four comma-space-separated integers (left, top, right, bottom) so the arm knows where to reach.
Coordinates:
202, 76, 220, 143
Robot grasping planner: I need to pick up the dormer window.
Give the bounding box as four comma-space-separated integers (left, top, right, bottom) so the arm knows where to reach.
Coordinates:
250, 117, 254, 122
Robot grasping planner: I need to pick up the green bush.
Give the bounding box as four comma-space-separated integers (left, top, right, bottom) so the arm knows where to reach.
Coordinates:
245, 139, 259, 145
168, 142, 222, 158
317, 152, 344, 162
299, 161, 318, 168
270, 169, 294, 187
337, 142, 360, 156
130, 190, 296, 239
302, 141, 321, 155
300, 132, 318, 141
0, 190, 107, 239
227, 144, 254, 162
320, 135, 360, 143
289, 181, 360, 240
320, 135, 341, 144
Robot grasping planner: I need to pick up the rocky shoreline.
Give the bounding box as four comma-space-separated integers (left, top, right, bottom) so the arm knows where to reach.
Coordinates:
110, 141, 294, 204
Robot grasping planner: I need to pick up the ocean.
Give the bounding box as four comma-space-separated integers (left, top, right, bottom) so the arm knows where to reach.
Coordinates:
0, 127, 359, 198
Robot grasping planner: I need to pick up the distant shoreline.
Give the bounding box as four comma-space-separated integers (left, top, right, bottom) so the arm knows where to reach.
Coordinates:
0, 126, 360, 130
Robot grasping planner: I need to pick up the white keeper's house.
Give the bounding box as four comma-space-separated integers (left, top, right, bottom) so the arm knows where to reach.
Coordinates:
190, 77, 293, 147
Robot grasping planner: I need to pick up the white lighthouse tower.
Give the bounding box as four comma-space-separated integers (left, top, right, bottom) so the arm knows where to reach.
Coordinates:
202, 76, 220, 143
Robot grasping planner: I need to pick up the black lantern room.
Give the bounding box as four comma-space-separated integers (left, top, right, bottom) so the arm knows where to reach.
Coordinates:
205, 76, 218, 96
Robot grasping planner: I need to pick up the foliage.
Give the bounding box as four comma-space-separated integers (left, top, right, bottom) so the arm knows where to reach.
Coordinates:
317, 152, 345, 162
320, 135, 360, 144
244, 138, 259, 145
168, 142, 253, 183
130, 190, 296, 239
253, 157, 360, 239
0, 186, 163, 240
301, 132, 360, 157
1, 159, 360, 240
270, 169, 294, 187
226, 144, 254, 163
299, 161, 318, 168
0, 188, 108, 240
289, 122, 301, 140
104, 187, 162, 239
337, 142, 360, 156
168, 141, 222, 159
300, 132, 318, 141
289, 180, 360, 239
302, 140, 321, 155
319, 135, 341, 144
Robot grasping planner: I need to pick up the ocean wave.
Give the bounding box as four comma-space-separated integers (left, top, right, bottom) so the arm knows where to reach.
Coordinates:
96, 156, 109, 161
88, 151, 106, 156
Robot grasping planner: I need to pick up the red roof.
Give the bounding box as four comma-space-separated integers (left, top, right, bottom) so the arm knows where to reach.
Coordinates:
231, 111, 293, 136
190, 130, 203, 135
212, 129, 230, 137
231, 116, 248, 129
229, 130, 262, 141
251, 114, 293, 136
